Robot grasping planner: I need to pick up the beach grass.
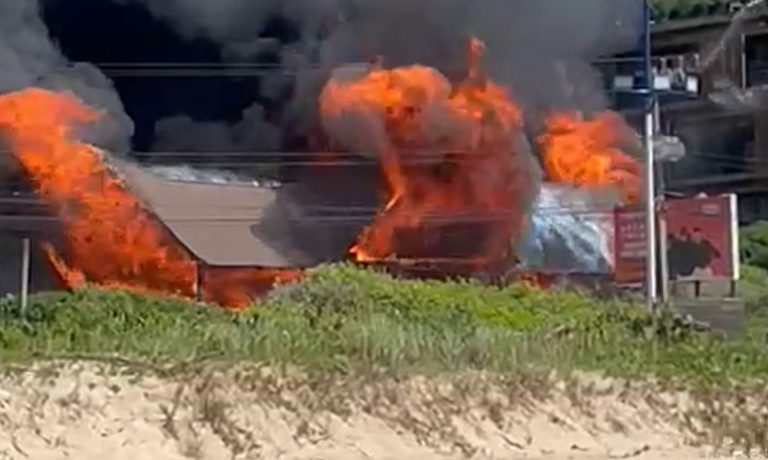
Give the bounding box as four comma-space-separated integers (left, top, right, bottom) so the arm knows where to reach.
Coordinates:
0, 264, 765, 385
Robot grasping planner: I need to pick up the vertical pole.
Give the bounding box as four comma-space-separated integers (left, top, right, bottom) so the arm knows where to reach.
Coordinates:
728, 193, 740, 300
653, 84, 669, 306
20, 238, 30, 313
643, 0, 658, 311
740, 33, 747, 91
658, 206, 670, 304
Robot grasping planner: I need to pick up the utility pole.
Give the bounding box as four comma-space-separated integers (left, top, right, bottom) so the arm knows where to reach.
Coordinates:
655, 98, 670, 305
643, 0, 658, 311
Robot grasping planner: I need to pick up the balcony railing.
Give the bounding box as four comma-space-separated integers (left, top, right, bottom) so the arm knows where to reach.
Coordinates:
593, 54, 702, 97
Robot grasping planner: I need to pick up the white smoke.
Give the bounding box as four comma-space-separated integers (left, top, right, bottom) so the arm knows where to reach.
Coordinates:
0, 0, 134, 153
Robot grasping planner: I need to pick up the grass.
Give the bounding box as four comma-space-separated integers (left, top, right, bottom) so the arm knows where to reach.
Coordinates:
1, 263, 767, 385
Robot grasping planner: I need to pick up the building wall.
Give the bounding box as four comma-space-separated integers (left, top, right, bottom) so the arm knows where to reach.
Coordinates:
630, 16, 768, 224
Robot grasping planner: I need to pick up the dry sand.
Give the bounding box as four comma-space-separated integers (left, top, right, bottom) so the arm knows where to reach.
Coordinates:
0, 362, 758, 460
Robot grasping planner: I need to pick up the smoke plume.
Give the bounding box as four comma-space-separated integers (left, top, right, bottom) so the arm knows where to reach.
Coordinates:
0, 0, 133, 153
112, 0, 642, 132
108, 0, 337, 60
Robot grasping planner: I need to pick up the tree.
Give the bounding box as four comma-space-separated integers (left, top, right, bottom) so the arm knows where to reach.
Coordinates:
651, 0, 736, 22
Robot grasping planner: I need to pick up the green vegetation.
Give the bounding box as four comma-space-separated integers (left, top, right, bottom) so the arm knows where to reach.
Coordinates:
741, 221, 768, 272
739, 222, 768, 337
1, 264, 767, 385
652, 0, 737, 22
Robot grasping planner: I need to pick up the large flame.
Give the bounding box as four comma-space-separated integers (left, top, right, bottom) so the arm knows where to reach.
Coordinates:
0, 88, 198, 295
537, 111, 641, 205
0, 88, 297, 308
320, 38, 533, 267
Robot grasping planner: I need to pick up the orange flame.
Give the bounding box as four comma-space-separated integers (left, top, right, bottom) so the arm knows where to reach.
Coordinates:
201, 268, 303, 308
0, 88, 298, 308
0, 88, 197, 295
320, 37, 533, 267
537, 111, 641, 205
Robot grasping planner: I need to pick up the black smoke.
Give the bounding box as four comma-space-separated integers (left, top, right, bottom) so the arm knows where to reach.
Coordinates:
34, 0, 644, 153
0, 0, 133, 152
92, 0, 642, 141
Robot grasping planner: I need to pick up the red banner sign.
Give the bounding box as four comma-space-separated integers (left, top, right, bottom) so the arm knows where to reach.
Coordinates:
664, 195, 739, 281
614, 208, 647, 283
613, 195, 739, 284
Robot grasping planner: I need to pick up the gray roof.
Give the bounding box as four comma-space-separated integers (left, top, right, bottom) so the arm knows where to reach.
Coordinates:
114, 160, 324, 268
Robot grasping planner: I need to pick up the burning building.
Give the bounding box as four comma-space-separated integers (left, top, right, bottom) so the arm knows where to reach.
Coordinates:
0, 0, 646, 307
315, 40, 642, 279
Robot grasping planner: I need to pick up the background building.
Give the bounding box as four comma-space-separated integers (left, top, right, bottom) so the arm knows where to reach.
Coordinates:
606, 0, 768, 224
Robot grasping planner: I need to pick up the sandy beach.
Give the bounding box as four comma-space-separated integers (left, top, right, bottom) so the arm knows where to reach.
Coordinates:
0, 363, 756, 460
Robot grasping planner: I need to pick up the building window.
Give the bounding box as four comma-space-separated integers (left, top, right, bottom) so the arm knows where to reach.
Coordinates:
745, 33, 768, 87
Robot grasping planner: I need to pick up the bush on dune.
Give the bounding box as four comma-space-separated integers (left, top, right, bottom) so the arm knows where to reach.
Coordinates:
0, 264, 766, 382
269, 264, 646, 332
741, 221, 768, 273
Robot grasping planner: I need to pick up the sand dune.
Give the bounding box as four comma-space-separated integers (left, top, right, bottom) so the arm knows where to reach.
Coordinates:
0, 363, 758, 460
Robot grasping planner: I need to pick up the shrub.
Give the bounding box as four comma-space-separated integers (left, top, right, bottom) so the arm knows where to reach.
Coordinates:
268, 264, 644, 333
741, 221, 768, 272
